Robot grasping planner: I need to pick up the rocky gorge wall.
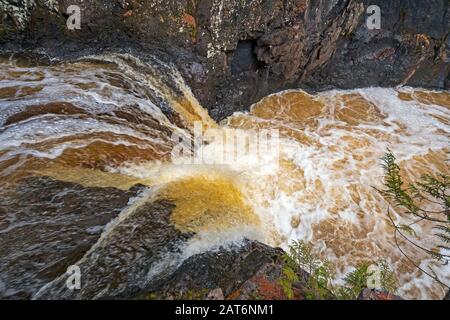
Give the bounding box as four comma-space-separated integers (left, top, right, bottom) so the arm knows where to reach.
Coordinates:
1, 0, 449, 120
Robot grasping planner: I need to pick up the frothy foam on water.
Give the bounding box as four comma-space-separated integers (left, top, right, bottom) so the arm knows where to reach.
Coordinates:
224, 88, 450, 299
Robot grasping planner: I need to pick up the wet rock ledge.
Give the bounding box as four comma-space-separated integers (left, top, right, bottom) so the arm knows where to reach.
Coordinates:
1, 0, 449, 121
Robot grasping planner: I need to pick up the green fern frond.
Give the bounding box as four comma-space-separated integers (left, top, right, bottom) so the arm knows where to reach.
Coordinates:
434, 225, 450, 234
399, 224, 417, 237
380, 151, 419, 214
378, 260, 399, 293
435, 233, 450, 244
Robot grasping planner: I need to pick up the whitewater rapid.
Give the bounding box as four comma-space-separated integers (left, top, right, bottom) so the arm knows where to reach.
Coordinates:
0, 54, 449, 299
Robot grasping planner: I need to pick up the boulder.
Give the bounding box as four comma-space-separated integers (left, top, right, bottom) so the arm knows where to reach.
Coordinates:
142, 239, 311, 300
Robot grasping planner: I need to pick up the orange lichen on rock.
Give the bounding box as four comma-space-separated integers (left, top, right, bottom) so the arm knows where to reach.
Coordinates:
182, 14, 196, 29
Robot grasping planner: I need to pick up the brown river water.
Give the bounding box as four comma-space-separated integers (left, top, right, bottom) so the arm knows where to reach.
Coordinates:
0, 53, 449, 299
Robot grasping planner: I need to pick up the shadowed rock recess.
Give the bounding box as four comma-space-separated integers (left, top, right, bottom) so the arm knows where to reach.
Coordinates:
0, 0, 448, 120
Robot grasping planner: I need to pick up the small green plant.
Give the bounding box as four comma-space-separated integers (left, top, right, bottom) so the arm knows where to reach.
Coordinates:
181, 288, 210, 300
147, 292, 158, 300
279, 255, 299, 300
377, 150, 450, 289
378, 260, 400, 293
280, 241, 334, 300
336, 261, 399, 299
337, 264, 370, 299
282, 241, 399, 300
305, 261, 334, 300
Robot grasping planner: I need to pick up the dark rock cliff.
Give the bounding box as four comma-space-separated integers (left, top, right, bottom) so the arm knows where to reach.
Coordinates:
1, 0, 449, 120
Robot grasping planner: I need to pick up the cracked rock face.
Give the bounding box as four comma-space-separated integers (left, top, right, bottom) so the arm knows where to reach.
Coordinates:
0, 0, 449, 119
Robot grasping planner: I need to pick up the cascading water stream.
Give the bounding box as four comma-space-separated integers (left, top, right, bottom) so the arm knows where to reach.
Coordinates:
0, 54, 448, 299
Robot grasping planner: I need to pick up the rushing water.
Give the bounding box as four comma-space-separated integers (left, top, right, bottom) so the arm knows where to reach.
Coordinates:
0, 54, 449, 299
